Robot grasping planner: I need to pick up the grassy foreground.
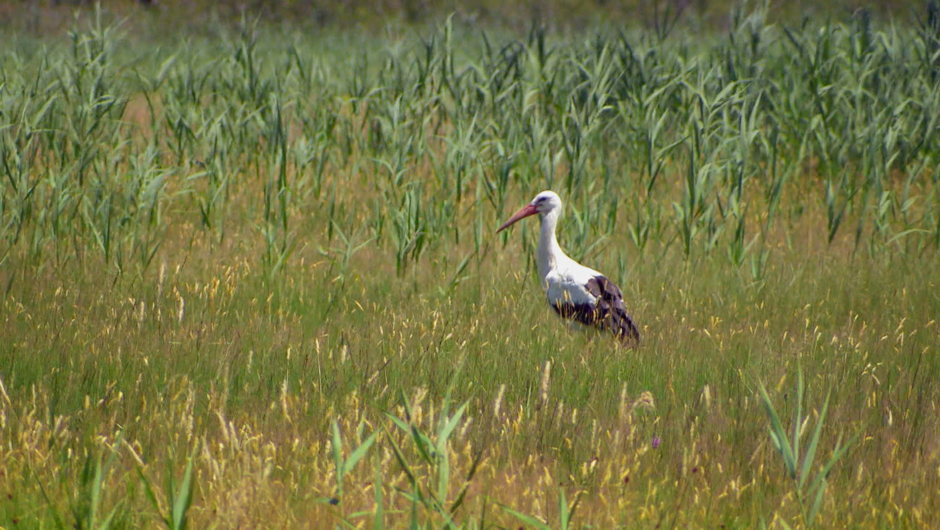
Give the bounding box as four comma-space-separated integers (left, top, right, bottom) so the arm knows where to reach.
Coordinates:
2, 5, 940, 528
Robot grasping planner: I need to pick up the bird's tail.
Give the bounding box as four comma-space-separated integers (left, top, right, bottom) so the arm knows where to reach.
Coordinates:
616, 314, 641, 347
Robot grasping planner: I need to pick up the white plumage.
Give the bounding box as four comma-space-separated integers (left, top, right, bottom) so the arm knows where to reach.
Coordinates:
498, 191, 640, 346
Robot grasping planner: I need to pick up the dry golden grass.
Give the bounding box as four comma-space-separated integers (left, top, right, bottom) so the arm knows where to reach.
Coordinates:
2, 173, 940, 527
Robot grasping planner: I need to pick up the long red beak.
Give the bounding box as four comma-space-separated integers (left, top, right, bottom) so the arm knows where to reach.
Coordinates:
497, 204, 539, 233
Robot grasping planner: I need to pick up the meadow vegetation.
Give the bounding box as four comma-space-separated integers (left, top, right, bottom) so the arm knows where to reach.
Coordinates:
2, 3, 940, 527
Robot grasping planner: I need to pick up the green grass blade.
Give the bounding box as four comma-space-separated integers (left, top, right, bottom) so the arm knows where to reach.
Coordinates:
793, 367, 804, 466
385, 408, 435, 466
384, 426, 418, 490
501, 505, 552, 530
385, 412, 412, 435
408, 424, 435, 466
808, 476, 828, 527
436, 401, 467, 456
374, 459, 384, 530
171, 454, 195, 530
332, 420, 345, 496
136, 466, 171, 528
758, 382, 797, 477
98, 505, 119, 530
806, 428, 860, 526
341, 430, 379, 477
437, 444, 450, 508
559, 489, 570, 530
449, 445, 484, 515
799, 389, 831, 490
809, 429, 859, 497
90, 456, 104, 528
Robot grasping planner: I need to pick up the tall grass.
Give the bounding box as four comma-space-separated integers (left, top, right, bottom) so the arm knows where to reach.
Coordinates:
5, 8, 940, 277
2, 4, 940, 528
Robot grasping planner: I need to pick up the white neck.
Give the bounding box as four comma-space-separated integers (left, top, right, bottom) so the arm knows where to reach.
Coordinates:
537, 209, 567, 283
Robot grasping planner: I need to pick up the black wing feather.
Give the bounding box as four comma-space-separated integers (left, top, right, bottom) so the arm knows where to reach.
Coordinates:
551, 275, 640, 346
586, 276, 640, 345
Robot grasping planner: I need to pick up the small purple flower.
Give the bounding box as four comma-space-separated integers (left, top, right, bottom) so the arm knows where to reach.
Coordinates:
652, 436, 662, 449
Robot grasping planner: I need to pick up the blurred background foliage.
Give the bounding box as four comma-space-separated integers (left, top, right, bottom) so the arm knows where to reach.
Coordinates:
1, 0, 932, 36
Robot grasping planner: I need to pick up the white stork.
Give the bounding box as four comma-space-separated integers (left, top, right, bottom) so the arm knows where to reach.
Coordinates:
497, 190, 640, 346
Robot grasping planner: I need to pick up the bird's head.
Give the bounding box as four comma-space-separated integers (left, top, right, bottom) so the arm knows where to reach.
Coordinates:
497, 190, 562, 233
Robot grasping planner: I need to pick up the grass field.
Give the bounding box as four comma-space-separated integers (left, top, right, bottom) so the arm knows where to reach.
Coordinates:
2, 3, 940, 528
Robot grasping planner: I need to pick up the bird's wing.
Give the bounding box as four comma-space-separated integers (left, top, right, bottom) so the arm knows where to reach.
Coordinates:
545, 262, 640, 347
545, 269, 597, 307
582, 275, 640, 345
